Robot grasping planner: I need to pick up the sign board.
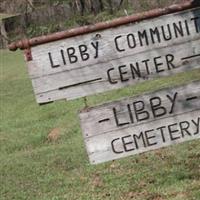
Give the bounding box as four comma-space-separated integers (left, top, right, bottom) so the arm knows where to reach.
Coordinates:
79, 81, 200, 164
27, 7, 200, 104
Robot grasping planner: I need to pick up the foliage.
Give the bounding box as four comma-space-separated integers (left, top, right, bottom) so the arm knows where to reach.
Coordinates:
25, 1, 132, 38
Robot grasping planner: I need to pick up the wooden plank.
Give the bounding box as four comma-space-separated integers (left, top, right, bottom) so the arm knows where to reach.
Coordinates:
32, 40, 200, 102
79, 81, 200, 164
27, 7, 200, 103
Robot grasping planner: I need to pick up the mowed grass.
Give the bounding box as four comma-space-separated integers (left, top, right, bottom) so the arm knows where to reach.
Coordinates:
0, 49, 200, 200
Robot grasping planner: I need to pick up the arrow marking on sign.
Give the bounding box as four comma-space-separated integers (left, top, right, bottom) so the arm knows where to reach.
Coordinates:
58, 78, 102, 90
98, 118, 111, 123
181, 53, 200, 60
186, 96, 198, 101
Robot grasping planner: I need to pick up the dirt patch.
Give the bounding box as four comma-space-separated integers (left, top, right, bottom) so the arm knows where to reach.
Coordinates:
91, 173, 104, 188
47, 128, 61, 142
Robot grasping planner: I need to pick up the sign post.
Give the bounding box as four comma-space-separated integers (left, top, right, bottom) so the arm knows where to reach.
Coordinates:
9, 4, 200, 104
8, 1, 200, 165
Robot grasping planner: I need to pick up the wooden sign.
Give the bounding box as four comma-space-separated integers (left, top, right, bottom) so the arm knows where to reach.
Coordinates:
26, 7, 200, 104
79, 81, 200, 164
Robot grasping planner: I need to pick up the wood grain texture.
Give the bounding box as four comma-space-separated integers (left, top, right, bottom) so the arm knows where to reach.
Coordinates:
79, 81, 200, 164
26, 7, 200, 103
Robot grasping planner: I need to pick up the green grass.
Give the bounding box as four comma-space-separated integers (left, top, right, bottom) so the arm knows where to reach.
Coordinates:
0, 49, 200, 200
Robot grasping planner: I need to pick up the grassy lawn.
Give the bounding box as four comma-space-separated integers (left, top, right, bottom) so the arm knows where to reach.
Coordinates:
0, 49, 200, 200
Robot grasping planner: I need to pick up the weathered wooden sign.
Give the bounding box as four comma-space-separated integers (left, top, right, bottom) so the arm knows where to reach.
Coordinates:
79, 81, 200, 164
25, 7, 200, 104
